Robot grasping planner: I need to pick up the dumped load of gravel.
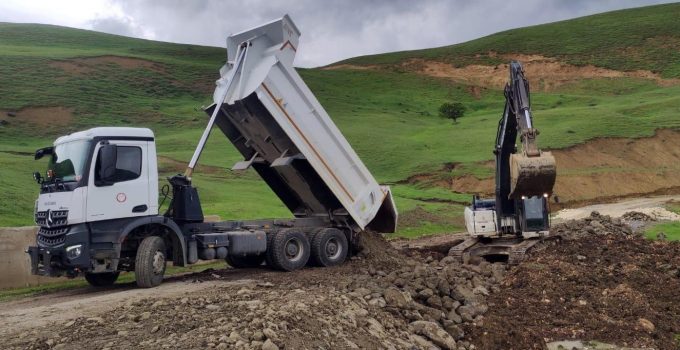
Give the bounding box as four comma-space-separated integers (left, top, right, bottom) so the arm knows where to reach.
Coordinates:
8, 233, 501, 350
473, 212, 680, 349
6, 216, 679, 350
621, 211, 656, 222
551, 211, 635, 239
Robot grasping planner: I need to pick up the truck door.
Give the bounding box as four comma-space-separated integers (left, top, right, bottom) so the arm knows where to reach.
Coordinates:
87, 140, 150, 222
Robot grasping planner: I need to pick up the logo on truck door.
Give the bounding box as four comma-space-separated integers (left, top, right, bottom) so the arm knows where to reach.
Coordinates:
116, 193, 127, 203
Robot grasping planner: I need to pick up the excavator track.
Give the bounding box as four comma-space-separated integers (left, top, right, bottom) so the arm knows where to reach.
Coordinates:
448, 238, 479, 263
449, 236, 557, 265
507, 238, 541, 265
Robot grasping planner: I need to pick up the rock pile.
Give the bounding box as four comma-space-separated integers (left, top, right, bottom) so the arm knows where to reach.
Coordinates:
551, 211, 635, 239
8, 233, 502, 350
621, 211, 656, 222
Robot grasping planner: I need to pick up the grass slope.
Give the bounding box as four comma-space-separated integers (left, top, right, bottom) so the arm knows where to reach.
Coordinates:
339, 3, 680, 78
2, 3, 680, 237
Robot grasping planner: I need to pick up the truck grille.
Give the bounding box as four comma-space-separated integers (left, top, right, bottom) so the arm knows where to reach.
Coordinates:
35, 210, 69, 247
35, 210, 68, 227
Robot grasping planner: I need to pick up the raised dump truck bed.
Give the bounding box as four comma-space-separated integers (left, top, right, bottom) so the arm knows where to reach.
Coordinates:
205, 15, 397, 233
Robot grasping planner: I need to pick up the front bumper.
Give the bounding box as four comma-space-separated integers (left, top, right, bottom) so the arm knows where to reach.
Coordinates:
27, 223, 91, 277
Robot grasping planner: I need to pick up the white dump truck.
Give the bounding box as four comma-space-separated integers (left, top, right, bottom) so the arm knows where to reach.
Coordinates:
27, 15, 397, 288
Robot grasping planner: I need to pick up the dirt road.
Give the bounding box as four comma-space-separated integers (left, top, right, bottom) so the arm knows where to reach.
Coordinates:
554, 195, 680, 222
0, 273, 257, 339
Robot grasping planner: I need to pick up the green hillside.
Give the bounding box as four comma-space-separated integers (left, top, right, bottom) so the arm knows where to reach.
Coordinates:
2, 3, 680, 237
339, 3, 680, 78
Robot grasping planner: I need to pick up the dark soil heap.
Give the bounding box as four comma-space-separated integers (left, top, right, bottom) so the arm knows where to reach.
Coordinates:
622, 211, 657, 222
472, 212, 680, 350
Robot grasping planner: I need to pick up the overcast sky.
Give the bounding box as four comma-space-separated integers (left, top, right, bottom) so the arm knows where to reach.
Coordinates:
0, 0, 676, 67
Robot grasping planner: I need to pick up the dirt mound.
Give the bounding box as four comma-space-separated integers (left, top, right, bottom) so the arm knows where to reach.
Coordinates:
49, 56, 166, 75
0, 106, 74, 128
622, 211, 656, 222
328, 55, 680, 91
7, 233, 502, 350
405, 129, 680, 207
552, 211, 635, 239
6, 220, 678, 349
472, 214, 680, 349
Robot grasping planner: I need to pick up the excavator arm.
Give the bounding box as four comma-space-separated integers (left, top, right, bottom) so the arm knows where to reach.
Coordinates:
496, 61, 556, 200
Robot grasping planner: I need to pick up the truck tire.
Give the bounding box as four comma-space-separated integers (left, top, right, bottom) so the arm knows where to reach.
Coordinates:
135, 236, 166, 288
226, 254, 265, 268
310, 228, 348, 267
269, 229, 310, 271
264, 233, 276, 268
84, 272, 120, 287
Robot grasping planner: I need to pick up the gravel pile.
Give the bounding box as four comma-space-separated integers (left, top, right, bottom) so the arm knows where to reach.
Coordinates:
621, 211, 656, 222
9, 214, 675, 350
552, 211, 635, 239
8, 233, 502, 350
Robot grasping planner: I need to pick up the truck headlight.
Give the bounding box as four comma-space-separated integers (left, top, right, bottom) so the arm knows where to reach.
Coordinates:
66, 244, 83, 260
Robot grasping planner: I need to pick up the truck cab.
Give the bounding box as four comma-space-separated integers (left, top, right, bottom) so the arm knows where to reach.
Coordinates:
29, 127, 173, 284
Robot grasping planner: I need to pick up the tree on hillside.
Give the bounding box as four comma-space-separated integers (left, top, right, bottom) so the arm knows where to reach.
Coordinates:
438, 102, 466, 123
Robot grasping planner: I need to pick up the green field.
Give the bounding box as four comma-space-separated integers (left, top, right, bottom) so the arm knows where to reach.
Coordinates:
2, 3, 680, 237
645, 222, 680, 241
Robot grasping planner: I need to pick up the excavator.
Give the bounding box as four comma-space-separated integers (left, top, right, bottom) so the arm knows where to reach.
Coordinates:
451, 61, 557, 264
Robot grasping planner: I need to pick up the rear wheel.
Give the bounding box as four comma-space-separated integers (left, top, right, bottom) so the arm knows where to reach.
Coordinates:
226, 254, 265, 268
311, 228, 348, 267
264, 232, 277, 268
84, 272, 120, 287
269, 229, 310, 271
135, 236, 166, 288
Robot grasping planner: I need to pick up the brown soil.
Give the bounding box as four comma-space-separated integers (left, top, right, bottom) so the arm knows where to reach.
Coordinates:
49, 56, 166, 75
471, 233, 680, 349
1, 106, 74, 127
416, 56, 680, 91
404, 129, 680, 207
327, 55, 680, 91
323, 63, 377, 71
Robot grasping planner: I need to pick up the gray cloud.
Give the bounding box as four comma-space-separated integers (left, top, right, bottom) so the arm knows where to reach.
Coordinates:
89, 17, 139, 37
5, 0, 677, 67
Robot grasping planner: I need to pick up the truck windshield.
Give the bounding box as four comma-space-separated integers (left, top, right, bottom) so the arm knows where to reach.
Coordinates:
48, 140, 91, 182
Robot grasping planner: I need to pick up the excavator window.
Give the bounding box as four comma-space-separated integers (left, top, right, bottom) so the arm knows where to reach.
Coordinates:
522, 196, 548, 232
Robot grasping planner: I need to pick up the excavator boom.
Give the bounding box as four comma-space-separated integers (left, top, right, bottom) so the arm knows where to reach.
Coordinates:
500, 61, 557, 199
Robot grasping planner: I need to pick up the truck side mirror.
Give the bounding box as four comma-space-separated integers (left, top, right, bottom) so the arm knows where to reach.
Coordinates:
33, 171, 43, 184
97, 144, 117, 185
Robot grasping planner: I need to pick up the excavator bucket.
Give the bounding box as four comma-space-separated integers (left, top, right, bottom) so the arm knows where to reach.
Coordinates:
509, 151, 556, 198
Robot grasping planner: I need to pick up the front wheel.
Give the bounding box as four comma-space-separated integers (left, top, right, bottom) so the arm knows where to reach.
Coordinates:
135, 236, 166, 288
84, 272, 120, 287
